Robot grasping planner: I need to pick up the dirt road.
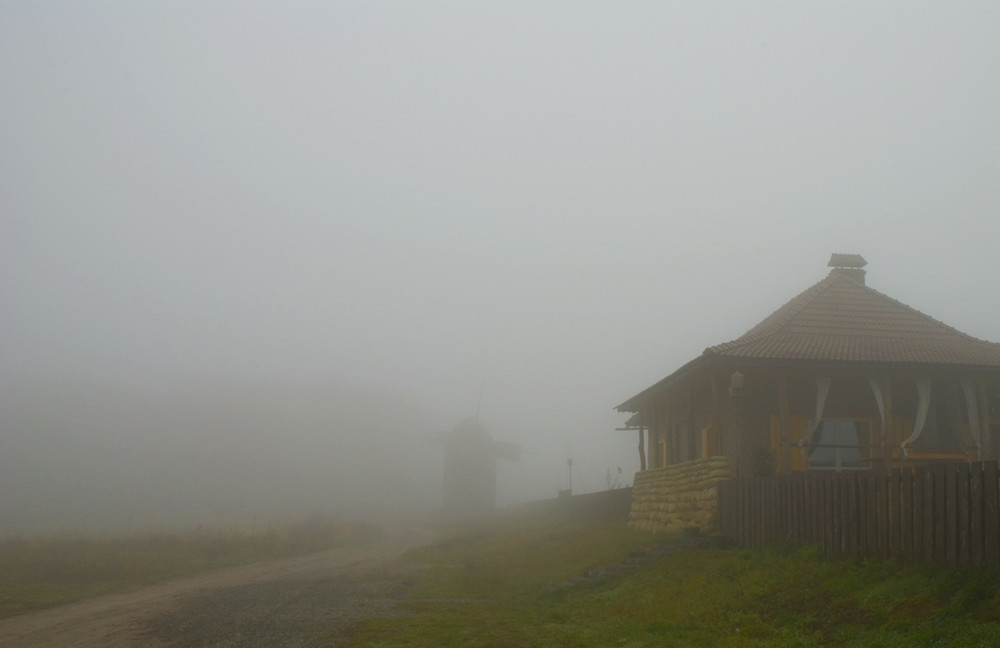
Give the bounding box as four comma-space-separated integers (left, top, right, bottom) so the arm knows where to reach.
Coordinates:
0, 526, 436, 648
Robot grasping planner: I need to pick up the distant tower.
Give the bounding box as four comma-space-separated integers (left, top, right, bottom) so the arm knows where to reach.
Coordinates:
441, 418, 520, 516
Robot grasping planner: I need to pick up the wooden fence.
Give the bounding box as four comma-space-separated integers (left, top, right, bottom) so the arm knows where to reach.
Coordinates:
716, 461, 1000, 569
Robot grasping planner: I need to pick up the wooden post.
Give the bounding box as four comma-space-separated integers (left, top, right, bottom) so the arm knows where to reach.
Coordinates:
663, 398, 673, 468
686, 384, 696, 462
637, 426, 646, 472
778, 376, 791, 475
710, 369, 722, 456
882, 377, 894, 470
983, 460, 1000, 570
642, 401, 664, 469
978, 381, 992, 459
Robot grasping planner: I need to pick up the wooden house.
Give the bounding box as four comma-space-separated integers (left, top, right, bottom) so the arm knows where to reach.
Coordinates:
616, 255, 1000, 477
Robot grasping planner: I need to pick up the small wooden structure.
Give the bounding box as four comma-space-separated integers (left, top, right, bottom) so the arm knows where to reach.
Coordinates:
442, 418, 520, 516
617, 254, 1000, 476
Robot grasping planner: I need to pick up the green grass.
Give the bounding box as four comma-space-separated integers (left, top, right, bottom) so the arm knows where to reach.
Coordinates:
0, 514, 377, 618
354, 518, 1000, 647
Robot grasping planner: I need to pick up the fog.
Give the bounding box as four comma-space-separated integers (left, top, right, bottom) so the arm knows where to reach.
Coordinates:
3, 2, 999, 534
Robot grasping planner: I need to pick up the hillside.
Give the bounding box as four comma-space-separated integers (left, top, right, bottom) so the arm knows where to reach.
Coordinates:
357, 516, 1000, 647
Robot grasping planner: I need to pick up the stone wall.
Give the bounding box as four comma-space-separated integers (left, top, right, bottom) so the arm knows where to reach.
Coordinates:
628, 457, 730, 534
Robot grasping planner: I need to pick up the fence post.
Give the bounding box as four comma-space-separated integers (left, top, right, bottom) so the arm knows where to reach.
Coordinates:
958, 462, 971, 567
920, 466, 935, 564
844, 472, 858, 557
876, 468, 889, 559
901, 467, 915, 563
933, 464, 947, 566
971, 461, 985, 568
946, 463, 959, 568
864, 470, 878, 556
889, 468, 902, 562
984, 461, 1000, 570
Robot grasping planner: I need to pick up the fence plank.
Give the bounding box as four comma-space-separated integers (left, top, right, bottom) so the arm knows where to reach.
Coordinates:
862, 472, 875, 555
971, 462, 985, 568
876, 469, 889, 559
958, 463, 971, 567
845, 473, 859, 556
984, 461, 1000, 570
823, 475, 835, 556
933, 464, 947, 565
889, 468, 902, 561
921, 467, 935, 564
912, 467, 925, 562
830, 475, 841, 556
788, 475, 802, 544
946, 463, 959, 568
806, 474, 823, 545
737, 478, 747, 545
773, 478, 784, 545
901, 467, 915, 562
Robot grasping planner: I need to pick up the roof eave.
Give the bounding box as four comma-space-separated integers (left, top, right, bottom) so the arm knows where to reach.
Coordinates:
614, 353, 717, 412
616, 352, 1000, 412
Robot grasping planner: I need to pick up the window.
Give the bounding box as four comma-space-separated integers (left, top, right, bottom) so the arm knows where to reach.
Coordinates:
808, 419, 870, 471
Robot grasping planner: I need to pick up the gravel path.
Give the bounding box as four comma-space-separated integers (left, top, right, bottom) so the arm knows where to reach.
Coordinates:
0, 527, 435, 648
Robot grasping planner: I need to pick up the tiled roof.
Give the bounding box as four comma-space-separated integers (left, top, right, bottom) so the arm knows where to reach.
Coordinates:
705, 269, 1000, 366
616, 266, 1000, 413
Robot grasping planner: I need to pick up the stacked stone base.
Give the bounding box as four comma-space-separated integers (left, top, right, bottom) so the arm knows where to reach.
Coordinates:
628, 457, 730, 534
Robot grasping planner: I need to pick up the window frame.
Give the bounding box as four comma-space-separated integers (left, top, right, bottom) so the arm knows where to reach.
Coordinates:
807, 418, 872, 471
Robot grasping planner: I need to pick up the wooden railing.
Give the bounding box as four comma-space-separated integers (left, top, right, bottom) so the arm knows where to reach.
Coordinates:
717, 461, 1000, 569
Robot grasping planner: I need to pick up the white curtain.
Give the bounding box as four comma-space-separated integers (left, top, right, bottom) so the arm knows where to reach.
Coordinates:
900, 378, 932, 459
799, 376, 831, 456
868, 377, 886, 451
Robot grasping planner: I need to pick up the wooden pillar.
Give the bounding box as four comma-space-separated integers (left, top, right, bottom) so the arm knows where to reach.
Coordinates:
637, 426, 647, 472
777, 376, 791, 475
883, 377, 894, 469
978, 380, 992, 459
710, 369, 722, 457
649, 402, 661, 469
671, 394, 682, 465
664, 398, 674, 467
686, 384, 695, 461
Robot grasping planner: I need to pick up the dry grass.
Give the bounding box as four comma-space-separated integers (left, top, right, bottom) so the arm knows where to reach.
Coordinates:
0, 514, 377, 618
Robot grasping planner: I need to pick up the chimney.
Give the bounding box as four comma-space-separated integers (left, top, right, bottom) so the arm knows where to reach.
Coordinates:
827, 253, 867, 284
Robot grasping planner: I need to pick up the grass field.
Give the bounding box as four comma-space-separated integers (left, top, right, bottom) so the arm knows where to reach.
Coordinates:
0, 514, 376, 618
355, 516, 1000, 648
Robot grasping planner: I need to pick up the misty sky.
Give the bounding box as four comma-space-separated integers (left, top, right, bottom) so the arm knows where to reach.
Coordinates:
3, 2, 1000, 507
